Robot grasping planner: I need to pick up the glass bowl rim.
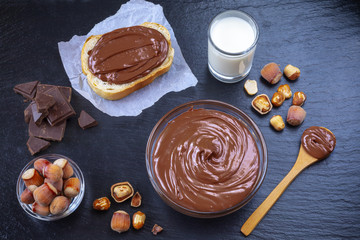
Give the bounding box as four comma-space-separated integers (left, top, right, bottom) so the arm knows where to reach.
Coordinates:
146, 99, 268, 218
16, 153, 85, 221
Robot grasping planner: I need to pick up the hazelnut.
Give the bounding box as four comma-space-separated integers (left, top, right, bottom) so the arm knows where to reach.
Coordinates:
111, 182, 134, 203
22, 168, 44, 189
44, 178, 63, 193
64, 177, 81, 198
53, 158, 74, 179
93, 197, 111, 211
261, 62, 282, 84
287, 106, 306, 126
292, 91, 306, 106
270, 115, 285, 131
271, 92, 285, 107
244, 79, 258, 95
277, 84, 292, 99
33, 182, 58, 206
50, 196, 70, 215
131, 192, 142, 208
252, 94, 273, 114
111, 210, 130, 233
32, 202, 50, 216
152, 224, 163, 235
43, 164, 63, 182
132, 211, 146, 230
34, 158, 51, 174
283, 64, 300, 80
20, 188, 35, 204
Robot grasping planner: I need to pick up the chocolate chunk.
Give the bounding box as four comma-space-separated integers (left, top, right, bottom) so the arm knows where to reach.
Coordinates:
44, 87, 75, 126
29, 117, 66, 141
35, 92, 55, 113
31, 102, 47, 126
37, 84, 72, 103
27, 136, 50, 155
78, 110, 98, 129
24, 103, 33, 124
14, 81, 39, 100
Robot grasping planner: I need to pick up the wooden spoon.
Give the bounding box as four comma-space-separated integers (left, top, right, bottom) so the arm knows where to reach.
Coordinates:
241, 127, 335, 236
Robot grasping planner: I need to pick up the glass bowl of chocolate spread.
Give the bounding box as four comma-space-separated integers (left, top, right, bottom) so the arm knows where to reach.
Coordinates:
146, 100, 267, 218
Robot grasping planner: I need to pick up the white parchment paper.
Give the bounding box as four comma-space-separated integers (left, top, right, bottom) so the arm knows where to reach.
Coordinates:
58, 0, 197, 117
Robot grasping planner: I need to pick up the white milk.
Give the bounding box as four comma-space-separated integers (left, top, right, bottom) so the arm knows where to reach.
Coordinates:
208, 11, 258, 83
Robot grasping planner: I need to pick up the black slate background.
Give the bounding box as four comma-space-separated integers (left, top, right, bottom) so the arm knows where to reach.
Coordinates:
1, 0, 360, 239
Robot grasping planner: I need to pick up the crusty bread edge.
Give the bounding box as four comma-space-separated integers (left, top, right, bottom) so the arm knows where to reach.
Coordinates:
81, 22, 174, 101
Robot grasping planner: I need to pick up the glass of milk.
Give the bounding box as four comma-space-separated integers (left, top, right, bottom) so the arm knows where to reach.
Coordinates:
208, 10, 259, 83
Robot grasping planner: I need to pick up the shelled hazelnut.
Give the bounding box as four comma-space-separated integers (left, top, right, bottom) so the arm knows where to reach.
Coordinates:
252, 94, 273, 114
270, 115, 285, 131
244, 79, 258, 95
43, 164, 63, 182
111, 210, 130, 233
284, 64, 300, 80
93, 197, 111, 211
132, 211, 146, 230
292, 91, 306, 106
277, 84, 292, 99
271, 92, 285, 107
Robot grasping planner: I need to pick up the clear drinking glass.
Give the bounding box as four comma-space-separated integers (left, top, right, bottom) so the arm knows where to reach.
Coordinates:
208, 10, 259, 83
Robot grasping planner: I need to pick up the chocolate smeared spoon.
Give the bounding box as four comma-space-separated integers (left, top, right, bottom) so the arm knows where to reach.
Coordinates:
241, 126, 336, 236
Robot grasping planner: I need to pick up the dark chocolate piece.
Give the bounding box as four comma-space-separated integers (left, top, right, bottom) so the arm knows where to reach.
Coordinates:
24, 103, 33, 124
44, 87, 75, 126
28, 117, 66, 141
14, 81, 39, 100
31, 102, 47, 126
37, 84, 72, 103
35, 92, 55, 113
78, 110, 98, 129
26, 136, 50, 155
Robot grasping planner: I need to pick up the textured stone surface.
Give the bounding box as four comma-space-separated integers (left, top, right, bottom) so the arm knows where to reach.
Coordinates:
1, 0, 359, 239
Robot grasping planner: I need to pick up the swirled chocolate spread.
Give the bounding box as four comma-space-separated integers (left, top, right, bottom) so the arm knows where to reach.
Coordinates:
301, 126, 336, 159
88, 26, 168, 85
153, 108, 260, 212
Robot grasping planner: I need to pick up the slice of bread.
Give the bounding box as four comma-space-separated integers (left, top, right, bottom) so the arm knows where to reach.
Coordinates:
81, 22, 174, 100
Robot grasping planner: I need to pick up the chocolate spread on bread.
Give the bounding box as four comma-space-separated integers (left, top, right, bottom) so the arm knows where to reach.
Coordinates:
88, 26, 169, 85
301, 126, 336, 159
152, 108, 260, 212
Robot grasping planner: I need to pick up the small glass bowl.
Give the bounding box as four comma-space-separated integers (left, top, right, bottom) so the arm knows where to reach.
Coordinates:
146, 100, 267, 218
16, 154, 85, 221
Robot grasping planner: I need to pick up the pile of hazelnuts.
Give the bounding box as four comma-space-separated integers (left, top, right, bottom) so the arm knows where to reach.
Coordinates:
245, 63, 307, 131
20, 157, 81, 216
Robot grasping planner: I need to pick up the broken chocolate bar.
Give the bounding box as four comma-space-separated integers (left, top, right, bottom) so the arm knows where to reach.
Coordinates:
27, 136, 50, 155
14, 81, 39, 100
24, 103, 32, 124
31, 102, 47, 126
44, 87, 75, 126
37, 84, 72, 103
78, 110, 98, 129
35, 92, 55, 113
28, 117, 66, 141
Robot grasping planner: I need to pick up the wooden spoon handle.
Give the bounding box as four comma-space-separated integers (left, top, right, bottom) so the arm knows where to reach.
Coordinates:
241, 164, 304, 236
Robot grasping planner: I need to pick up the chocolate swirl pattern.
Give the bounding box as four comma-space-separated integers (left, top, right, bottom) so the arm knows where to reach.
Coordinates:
301, 126, 336, 159
153, 108, 260, 212
88, 26, 168, 85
